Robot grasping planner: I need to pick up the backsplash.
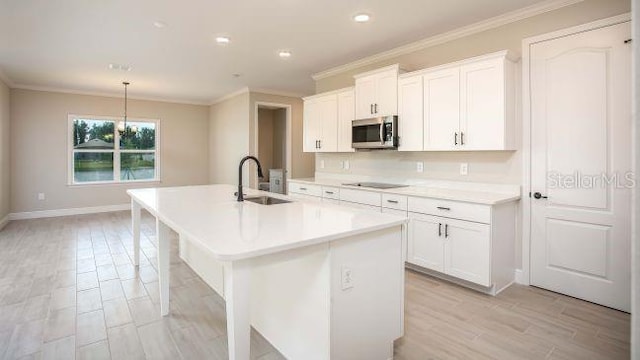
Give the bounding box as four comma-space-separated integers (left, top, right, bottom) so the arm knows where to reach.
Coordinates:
315, 151, 521, 185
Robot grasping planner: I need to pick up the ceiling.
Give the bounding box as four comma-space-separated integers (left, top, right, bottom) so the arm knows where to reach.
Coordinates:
0, 0, 550, 104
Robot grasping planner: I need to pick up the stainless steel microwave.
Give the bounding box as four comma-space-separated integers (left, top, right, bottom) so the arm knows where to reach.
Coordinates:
352, 116, 398, 149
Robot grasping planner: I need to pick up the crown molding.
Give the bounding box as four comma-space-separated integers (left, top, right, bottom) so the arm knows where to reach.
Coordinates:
209, 87, 250, 105
11, 84, 211, 106
0, 67, 15, 88
209, 86, 308, 106
311, 0, 584, 80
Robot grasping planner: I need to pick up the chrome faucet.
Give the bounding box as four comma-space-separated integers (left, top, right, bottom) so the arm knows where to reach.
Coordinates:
237, 156, 264, 201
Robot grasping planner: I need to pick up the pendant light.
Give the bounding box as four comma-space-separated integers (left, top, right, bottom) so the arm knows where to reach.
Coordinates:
117, 81, 137, 138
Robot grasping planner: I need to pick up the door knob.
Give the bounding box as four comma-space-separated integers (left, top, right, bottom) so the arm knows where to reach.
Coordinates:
533, 192, 548, 199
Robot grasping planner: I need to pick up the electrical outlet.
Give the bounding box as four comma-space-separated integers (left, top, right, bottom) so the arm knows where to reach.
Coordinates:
341, 267, 354, 290
320, 160, 325, 169
37, 193, 45, 201
344, 160, 350, 170
416, 162, 424, 173
460, 163, 468, 175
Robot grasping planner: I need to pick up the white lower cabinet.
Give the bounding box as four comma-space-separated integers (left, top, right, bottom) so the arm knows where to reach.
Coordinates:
407, 197, 515, 293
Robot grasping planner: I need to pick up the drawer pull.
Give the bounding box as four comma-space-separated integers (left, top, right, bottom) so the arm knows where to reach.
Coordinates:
300, 187, 307, 191
437, 206, 451, 211
325, 191, 334, 195
386, 200, 399, 204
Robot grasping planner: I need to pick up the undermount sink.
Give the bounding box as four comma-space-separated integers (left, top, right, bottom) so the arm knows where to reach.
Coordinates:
244, 196, 291, 205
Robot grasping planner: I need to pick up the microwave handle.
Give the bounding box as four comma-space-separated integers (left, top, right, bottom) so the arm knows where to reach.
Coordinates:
379, 123, 385, 144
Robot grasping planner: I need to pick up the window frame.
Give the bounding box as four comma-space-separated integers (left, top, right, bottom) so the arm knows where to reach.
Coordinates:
67, 114, 161, 186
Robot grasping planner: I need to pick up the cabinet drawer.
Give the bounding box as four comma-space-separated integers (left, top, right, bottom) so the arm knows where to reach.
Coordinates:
408, 197, 490, 224
321, 186, 340, 200
382, 194, 408, 211
288, 182, 322, 197
381, 208, 408, 218
339, 189, 382, 207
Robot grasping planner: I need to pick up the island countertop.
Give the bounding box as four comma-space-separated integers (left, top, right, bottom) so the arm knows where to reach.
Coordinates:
127, 184, 407, 262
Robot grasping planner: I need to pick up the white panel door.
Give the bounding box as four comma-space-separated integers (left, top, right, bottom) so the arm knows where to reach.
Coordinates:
398, 75, 423, 151
303, 99, 320, 152
407, 213, 444, 272
337, 89, 355, 152
355, 75, 376, 119
443, 219, 491, 286
423, 68, 460, 151
530, 21, 631, 312
460, 58, 505, 150
318, 95, 338, 152
376, 70, 398, 117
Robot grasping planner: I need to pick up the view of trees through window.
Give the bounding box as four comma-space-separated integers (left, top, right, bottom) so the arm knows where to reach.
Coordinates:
71, 118, 157, 183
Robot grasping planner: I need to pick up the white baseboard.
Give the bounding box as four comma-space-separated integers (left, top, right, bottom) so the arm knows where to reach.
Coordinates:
0, 214, 8, 230
8, 204, 130, 220
515, 269, 529, 285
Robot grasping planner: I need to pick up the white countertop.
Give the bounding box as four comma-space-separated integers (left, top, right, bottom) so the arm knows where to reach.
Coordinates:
128, 184, 407, 261
290, 178, 521, 205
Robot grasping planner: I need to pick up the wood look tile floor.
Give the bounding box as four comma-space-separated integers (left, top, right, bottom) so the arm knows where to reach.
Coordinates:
0, 211, 630, 360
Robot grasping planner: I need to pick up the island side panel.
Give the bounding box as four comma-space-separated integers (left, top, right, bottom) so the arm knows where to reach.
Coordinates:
330, 225, 404, 360
179, 234, 225, 297
249, 242, 332, 360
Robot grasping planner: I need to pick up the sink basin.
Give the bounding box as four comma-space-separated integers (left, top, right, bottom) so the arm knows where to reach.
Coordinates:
244, 196, 291, 205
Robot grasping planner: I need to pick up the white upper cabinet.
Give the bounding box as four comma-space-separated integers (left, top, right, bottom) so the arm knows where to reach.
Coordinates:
303, 87, 354, 153
337, 88, 355, 152
354, 65, 399, 119
460, 57, 515, 150
423, 67, 460, 151
397, 75, 423, 151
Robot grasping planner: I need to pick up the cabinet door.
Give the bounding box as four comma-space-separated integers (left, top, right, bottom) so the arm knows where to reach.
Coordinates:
460, 58, 505, 150
303, 99, 321, 152
375, 69, 398, 117
407, 213, 444, 272
355, 75, 376, 119
443, 218, 491, 286
398, 75, 423, 151
337, 89, 355, 152
318, 95, 338, 152
423, 68, 460, 150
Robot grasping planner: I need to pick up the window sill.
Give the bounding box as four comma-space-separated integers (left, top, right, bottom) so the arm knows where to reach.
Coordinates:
67, 179, 162, 188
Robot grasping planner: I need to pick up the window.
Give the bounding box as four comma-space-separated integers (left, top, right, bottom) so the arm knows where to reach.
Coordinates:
69, 115, 159, 184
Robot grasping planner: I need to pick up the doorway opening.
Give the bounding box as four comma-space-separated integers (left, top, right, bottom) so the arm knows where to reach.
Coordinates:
255, 103, 290, 194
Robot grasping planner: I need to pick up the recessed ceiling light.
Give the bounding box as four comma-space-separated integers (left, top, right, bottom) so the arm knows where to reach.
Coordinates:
278, 51, 292, 59
353, 13, 370, 23
216, 36, 231, 45
153, 21, 167, 29
108, 63, 132, 72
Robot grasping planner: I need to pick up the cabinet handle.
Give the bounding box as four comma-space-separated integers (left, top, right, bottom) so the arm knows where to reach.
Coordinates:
374, 103, 378, 114
315, 140, 318, 149
318, 140, 321, 149
386, 200, 399, 204
300, 187, 307, 191
454, 132, 458, 146
461, 132, 465, 145
325, 191, 334, 195
438, 223, 442, 237
370, 104, 374, 114
445, 224, 449, 238
436, 206, 451, 211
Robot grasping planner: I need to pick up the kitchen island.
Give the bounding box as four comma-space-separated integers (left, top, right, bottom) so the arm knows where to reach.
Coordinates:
128, 184, 407, 360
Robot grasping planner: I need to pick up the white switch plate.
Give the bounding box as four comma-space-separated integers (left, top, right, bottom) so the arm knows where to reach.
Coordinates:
344, 160, 350, 170
341, 267, 354, 290
416, 162, 424, 173
37, 193, 45, 201
460, 163, 468, 175
320, 160, 325, 169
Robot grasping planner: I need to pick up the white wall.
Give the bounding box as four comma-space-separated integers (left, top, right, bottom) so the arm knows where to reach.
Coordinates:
632, 0, 639, 357
10, 89, 210, 213
0, 79, 9, 224
208, 92, 251, 186
258, 108, 275, 180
